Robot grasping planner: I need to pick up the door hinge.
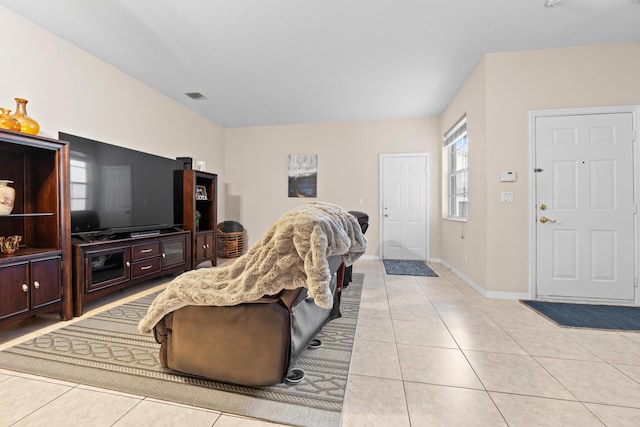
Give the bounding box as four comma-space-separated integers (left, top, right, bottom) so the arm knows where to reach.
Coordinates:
635, 277, 639, 288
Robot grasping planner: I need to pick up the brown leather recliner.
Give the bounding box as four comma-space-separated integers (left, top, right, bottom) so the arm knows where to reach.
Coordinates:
343, 211, 369, 286
153, 255, 343, 386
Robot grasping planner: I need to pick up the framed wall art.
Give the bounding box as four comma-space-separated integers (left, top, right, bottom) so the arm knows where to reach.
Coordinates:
288, 154, 317, 198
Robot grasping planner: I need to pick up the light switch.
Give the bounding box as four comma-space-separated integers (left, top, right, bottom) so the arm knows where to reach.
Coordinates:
501, 192, 514, 203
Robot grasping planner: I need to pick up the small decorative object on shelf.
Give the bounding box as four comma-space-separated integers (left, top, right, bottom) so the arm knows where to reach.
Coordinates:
10, 97, 39, 135
195, 185, 207, 200
195, 210, 201, 231
0, 235, 22, 254
0, 108, 21, 131
0, 179, 15, 215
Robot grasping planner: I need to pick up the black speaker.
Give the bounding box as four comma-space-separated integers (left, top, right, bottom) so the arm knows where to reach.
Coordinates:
176, 157, 193, 170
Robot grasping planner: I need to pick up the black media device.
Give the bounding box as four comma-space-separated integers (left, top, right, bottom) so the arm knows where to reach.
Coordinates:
176, 157, 193, 170
60, 132, 178, 237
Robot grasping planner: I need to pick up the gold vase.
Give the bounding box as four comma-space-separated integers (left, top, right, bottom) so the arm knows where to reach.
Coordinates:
0, 180, 16, 215
0, 108, 21, 132
10, 98, 39, 135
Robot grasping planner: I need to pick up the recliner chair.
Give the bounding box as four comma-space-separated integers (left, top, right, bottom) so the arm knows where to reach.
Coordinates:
143, 202, 367, 386
153, 255, 344, 386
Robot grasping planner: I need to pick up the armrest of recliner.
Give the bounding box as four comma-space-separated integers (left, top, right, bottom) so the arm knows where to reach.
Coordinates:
153, 312, 172, 345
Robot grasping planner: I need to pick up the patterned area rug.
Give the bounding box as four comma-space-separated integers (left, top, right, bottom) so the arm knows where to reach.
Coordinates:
522, 300, 640, 331
383, 259, 438, 277
0, 273, 364, 427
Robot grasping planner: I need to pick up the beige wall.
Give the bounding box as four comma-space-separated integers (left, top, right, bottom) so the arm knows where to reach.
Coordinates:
225, 117, 442, 257
441, 41, 640, 296
439, 58, 488, 290
0, 6, 227, 217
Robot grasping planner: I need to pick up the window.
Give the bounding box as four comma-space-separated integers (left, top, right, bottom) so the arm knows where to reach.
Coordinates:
444, 116, 467, 220
69, 155, 89, 211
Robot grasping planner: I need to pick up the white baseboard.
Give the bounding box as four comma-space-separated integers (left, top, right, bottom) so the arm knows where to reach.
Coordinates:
437, 259, 529, 300
361, 256, 528, 300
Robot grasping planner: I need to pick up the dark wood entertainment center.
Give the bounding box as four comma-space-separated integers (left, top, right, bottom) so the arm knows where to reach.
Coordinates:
71, 168, 217, 316
0, 129, 218, 325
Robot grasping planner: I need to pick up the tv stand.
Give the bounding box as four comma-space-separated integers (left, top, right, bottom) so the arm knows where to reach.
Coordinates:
72, 230, 191, 316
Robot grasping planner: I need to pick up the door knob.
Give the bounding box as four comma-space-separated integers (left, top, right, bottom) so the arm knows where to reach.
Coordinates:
539, 216, 557, 224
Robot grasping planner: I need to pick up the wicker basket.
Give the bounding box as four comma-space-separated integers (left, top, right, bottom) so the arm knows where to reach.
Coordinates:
217, 223, 246, 258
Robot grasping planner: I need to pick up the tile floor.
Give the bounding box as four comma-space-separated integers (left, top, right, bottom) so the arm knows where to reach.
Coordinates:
1, 258, 640, 426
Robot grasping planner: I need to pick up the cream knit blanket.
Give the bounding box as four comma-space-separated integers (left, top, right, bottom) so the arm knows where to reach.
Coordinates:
138, 202, 367, 334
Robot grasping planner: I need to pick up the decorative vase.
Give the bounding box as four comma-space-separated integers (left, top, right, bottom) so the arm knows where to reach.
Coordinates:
1, 235, 22, 254
0, 180, 16, 215
10, 98, 39, 135
0, 108, 21, 131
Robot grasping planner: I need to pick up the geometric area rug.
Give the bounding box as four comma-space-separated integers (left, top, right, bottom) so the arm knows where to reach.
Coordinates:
0, 273, 364, 427
521, 300, 640, 332
383, 259, 438, 277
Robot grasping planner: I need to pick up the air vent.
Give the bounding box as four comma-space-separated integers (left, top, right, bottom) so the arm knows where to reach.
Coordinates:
544, 0, 563, 7
185, 92, 207, 100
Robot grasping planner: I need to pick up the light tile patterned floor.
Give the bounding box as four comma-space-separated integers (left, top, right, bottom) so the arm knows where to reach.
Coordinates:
1, 259, 640, 426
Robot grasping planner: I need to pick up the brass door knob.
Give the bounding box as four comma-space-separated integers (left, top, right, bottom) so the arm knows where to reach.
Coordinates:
539, 216, 557, 224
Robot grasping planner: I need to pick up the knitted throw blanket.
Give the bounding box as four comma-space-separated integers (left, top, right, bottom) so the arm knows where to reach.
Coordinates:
138, 202, 367, 334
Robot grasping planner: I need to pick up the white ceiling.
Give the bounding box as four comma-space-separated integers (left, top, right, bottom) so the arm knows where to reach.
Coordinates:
2, 0, 639, 127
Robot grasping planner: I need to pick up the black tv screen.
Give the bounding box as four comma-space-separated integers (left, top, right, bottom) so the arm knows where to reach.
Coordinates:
60, 132, 177, 236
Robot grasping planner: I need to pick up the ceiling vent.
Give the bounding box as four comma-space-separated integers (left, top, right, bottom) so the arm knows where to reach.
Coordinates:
185, 92, 207, 100
544, 0, 563, 7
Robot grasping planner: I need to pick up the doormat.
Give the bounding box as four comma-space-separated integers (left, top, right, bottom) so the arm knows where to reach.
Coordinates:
383, 259, 438, 277
521, 300, 640, 331
0, 273, 364, 427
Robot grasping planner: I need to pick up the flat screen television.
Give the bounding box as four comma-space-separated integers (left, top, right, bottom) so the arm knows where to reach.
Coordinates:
60, 132, 178, 237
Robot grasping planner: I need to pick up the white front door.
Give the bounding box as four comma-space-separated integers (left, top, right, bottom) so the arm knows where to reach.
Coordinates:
535, 112, 635, 302
381, 154, 428, 260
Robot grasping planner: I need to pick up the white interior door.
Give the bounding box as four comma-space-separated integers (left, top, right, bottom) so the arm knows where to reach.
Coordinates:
535, 112, 635, 302
381, 155, 428, 260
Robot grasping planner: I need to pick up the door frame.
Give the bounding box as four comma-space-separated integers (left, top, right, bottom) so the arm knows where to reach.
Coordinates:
379, 153, 431, 261
528, 105, 640, 305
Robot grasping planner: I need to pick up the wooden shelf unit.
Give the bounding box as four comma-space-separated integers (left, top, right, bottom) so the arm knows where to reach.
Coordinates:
0, 130, 72, 328
174, 169, 218, 269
